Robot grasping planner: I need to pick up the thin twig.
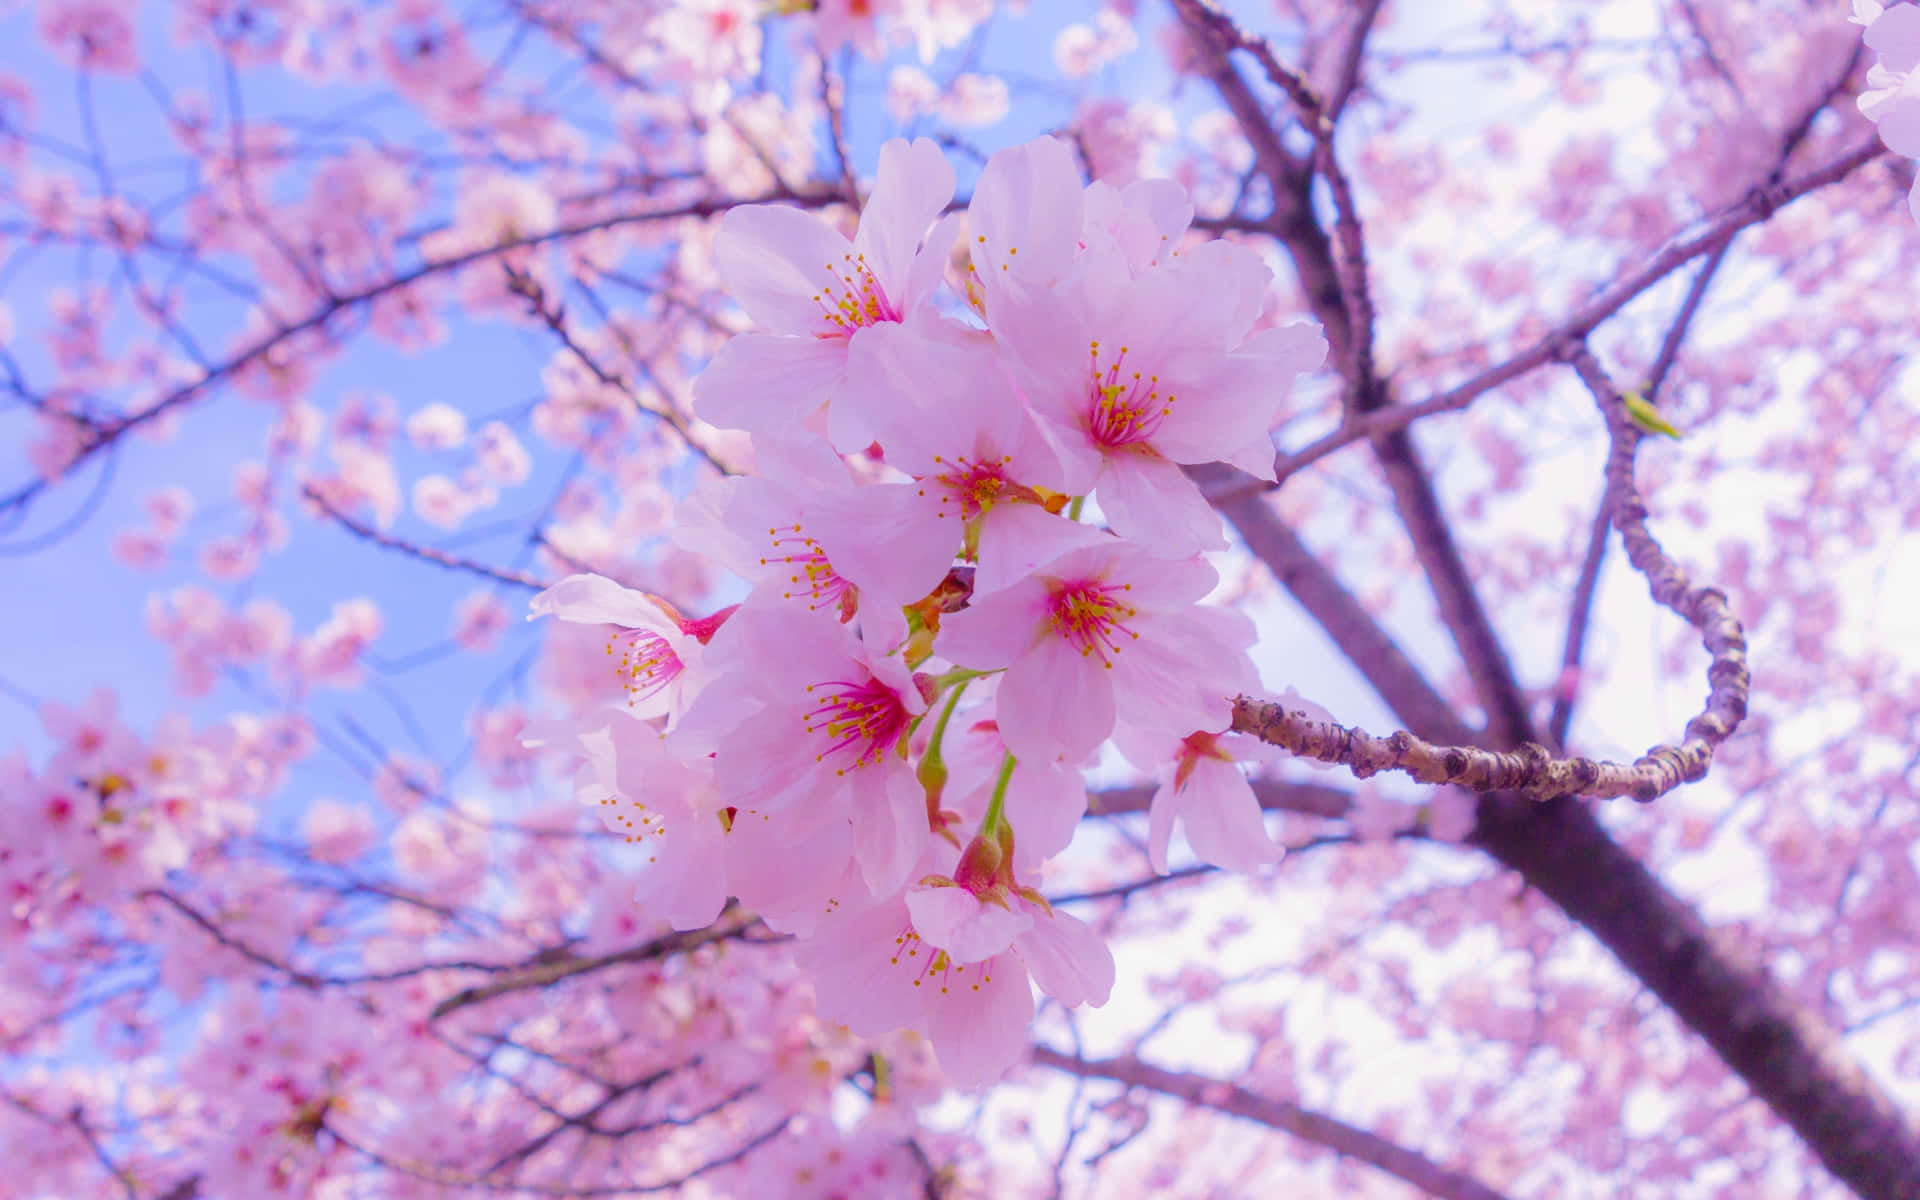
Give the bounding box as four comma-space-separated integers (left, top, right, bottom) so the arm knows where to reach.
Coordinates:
302, 484, 551, 592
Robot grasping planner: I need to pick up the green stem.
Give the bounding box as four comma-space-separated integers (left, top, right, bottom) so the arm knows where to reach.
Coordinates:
919, 677, 971, 764
1067, 495, 1086, 522
982, 752, 1017, 836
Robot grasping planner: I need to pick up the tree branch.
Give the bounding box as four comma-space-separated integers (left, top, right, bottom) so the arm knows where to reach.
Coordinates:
1031, 1047, 1514, 1200
302, 484, 551, 592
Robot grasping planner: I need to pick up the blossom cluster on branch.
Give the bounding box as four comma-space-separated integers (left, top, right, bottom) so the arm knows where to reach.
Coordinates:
530, 134, 1329, 1086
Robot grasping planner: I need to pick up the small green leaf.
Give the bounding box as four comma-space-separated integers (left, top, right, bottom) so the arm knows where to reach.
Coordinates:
1623, 389, 1683, 439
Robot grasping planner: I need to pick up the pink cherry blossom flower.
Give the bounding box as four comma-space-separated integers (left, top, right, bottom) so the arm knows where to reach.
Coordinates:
529, 574, 726, 725
676, 604, 928, 897
804, 840, 1113, 1089
694, 137, 960, 450
803, 319, 1089, 605
404, 402, 467, 450
1116, 725, 1285, 874
991, 245, 1326, 553
671, 436, 905, 643
937, 540, 1255, 762
1860, 2, 1920, 220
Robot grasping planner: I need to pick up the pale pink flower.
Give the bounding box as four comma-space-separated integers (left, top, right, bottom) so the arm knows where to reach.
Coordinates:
410, 473, 473, 529
144, 485, 195, 537
529, 574, 722, 725
113, 530, 168, 570
38, 0, 139, 73
198, 536, 258, 582
1861, 3, 1920, 220
676, 604, 928, 897
938, 540, 1254, 762
653, 0, 762, 109
885, 65, 940, 123
297, 598, 382, 688
405, 402, 468, 450
943, 74, 1009, 127
671, 437, 904, 642
805, 319, 1088, 605
301, 800, 378, 864
41, 688, 131, 770
391, 809, 487, 899
813, 0, 897, 59
988, 234, 1327, 553
1116, 726, 1284, 874
694, 137, 960, 451
803, 843, 1113, 1089
450, 590, 509, 652
473, 420, 531, 485
1054, 9, 1139, 79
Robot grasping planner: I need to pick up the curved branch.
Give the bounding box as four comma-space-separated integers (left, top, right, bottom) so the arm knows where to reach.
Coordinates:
1031, 1047, 1514, 1200
1563, 343, 1750, 786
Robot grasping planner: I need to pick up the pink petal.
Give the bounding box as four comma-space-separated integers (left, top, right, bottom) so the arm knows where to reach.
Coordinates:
924, 955, 1035, 1090
906, 887, 1032, 964
856, 137, 957, 304
1015, 908, 1114, 1008
1094, 452, 1227, 555
693, 331, 847, 435
996, 634, 1115, 762
936, 575, 1049, 669
715, 205, 856, 334
530, 574, 677, 632
808, 482, 958, 609
1171, 758, 1283, 874
969, 136, 1084, 300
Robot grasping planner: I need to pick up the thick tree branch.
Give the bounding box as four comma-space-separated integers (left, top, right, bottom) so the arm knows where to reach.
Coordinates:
1032, 1047, 1514, 1200
1469, 793, 1920, 1200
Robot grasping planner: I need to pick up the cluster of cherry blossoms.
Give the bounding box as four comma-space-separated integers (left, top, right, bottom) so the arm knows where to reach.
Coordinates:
1856, 0, 1920, 220
531, 135, 1326, 1088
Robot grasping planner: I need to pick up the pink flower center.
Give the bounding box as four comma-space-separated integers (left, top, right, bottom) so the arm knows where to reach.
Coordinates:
926, 453, 1013, 520
1084, 341, 1175, 450
812, 252, 899, 338
607, 628, 684, 707
803, 676, 910, 773
763, 524, 858, 621
1173, 730, 1233, 790
1045, 577, 1138, 666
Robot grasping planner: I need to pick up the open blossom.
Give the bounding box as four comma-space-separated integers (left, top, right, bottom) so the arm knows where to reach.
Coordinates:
803, 840, 1113, 1090
806, 319, 1087, 605
529, 574, 724, 725
938, 540, 1257, 762
675, 604, 930, 897
694, 137, 960, 450
1859, 1, 1920, 220
1117, 725, 1285, 874
671, 436, 906, 645
970, 137, 1326, 553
